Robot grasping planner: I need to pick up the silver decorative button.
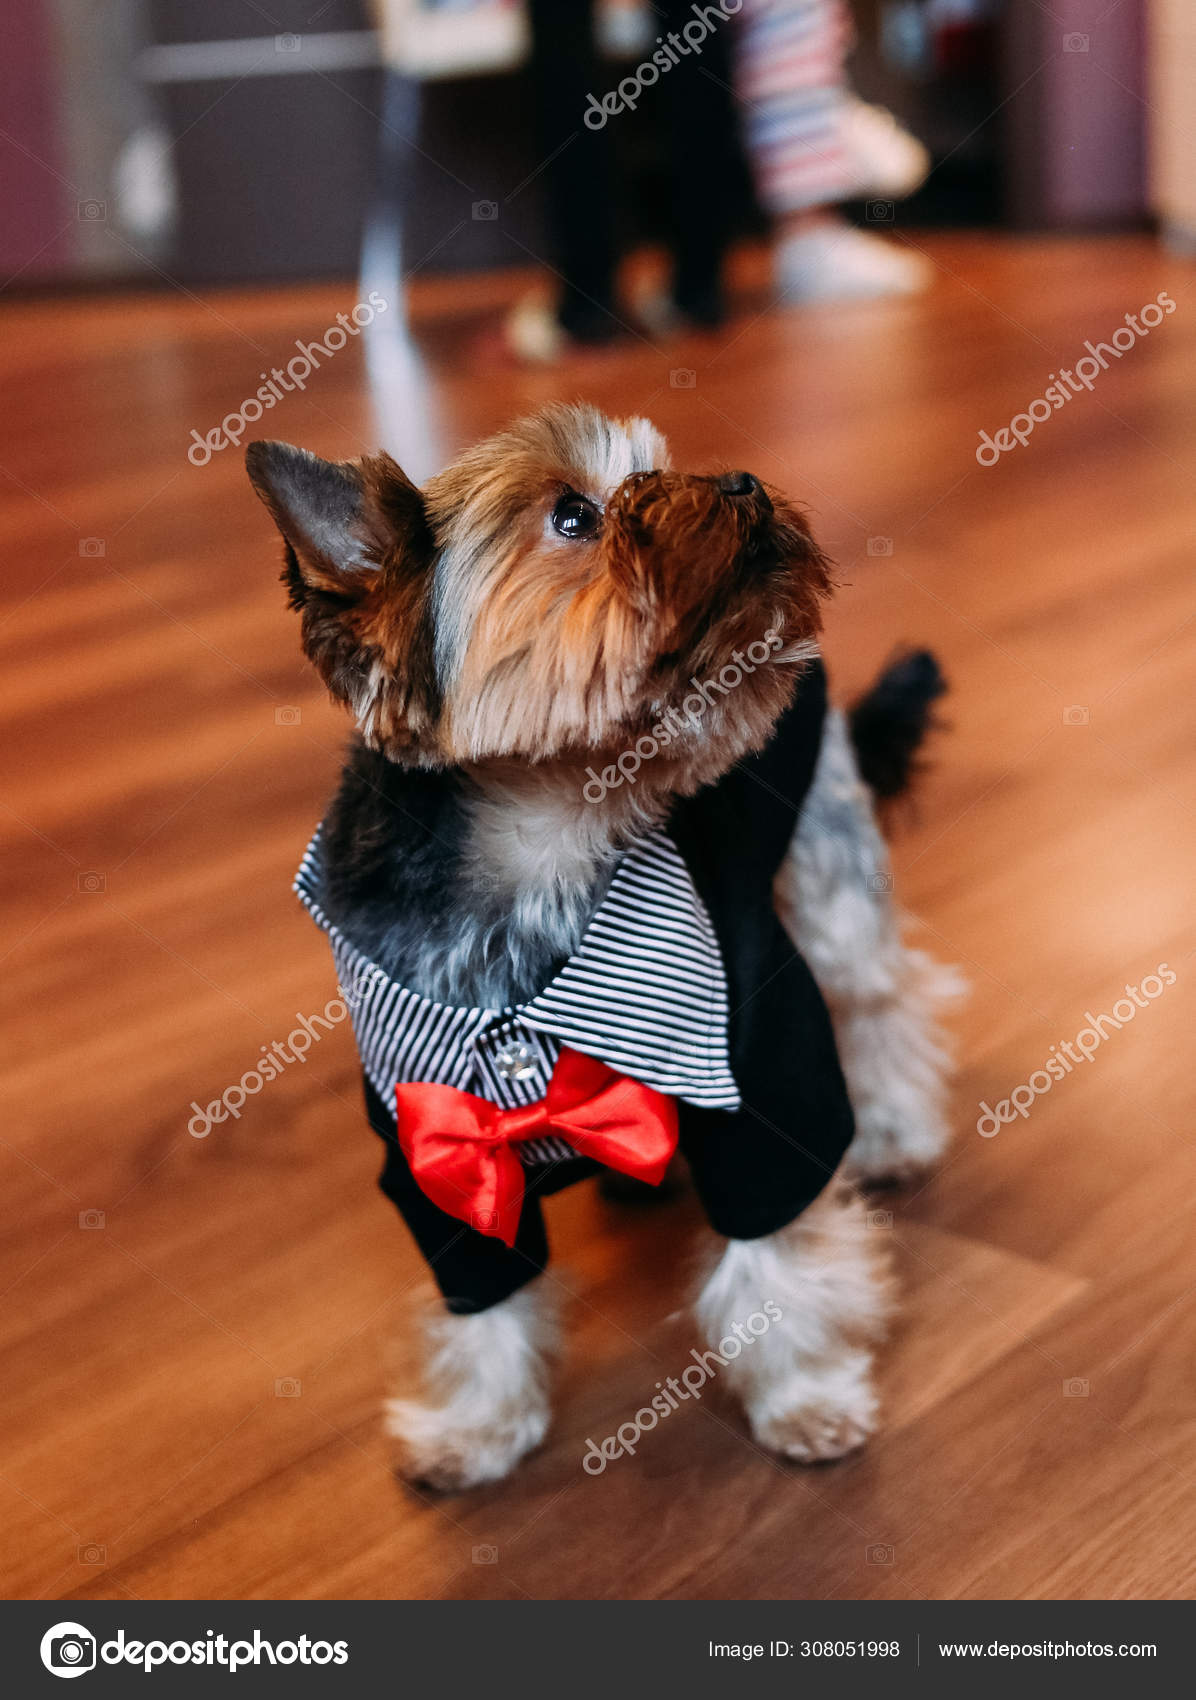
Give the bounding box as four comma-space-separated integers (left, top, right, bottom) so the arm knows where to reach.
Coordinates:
493, 1040, 540, 1082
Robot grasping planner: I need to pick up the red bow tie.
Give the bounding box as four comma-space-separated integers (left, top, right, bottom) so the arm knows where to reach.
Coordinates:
395, 1047, 679, 1246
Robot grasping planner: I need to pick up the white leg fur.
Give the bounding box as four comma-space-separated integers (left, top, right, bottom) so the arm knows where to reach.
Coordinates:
695, 1182, 893, 1461
385, 1279, 559, 1491
830, 945, 961, 1181
774, 707, 961, 1182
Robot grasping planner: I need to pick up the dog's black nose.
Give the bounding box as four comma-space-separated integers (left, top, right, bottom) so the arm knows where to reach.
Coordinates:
716, 471, 760, 498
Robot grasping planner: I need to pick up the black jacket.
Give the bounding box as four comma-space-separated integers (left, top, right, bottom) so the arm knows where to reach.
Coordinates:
360, 659, 854, 1312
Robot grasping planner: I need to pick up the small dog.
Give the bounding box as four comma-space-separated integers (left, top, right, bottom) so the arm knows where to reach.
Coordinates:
247, 403, 954, 1491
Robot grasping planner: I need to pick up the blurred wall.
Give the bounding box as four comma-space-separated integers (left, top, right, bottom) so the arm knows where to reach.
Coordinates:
1149, 0, 1196, 249
0, 0, 67, 280
1003, 0, 1146, 228
2, 0, 167, 282
145, 0, 380, 281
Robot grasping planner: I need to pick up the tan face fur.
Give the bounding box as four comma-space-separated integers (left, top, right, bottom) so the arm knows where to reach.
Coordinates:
247, 403, 832, 782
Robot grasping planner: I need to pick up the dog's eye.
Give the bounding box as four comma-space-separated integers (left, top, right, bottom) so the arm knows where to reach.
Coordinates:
551, 493, 600, 539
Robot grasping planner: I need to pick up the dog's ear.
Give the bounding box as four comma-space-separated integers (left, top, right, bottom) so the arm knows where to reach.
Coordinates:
245, 440, 429, 607
246, 442, 441, 755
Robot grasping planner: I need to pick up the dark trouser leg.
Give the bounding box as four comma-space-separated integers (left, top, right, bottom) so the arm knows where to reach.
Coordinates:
526, 0, 619, 340
365, 1076, 548, 1315
657, 0, 740, 323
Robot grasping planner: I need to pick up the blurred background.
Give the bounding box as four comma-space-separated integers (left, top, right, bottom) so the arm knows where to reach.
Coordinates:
2, 0, 1195, 1606
2, 1, 1186, 289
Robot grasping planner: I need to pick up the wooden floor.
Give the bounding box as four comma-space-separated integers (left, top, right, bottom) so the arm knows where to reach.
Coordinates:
2, 235, 1194, 1602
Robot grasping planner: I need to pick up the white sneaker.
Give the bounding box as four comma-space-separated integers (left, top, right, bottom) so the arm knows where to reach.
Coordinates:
633, 286, 685, 340
504, 294, 568, 364
842, 98, 930, 200
775, 221, 931, 305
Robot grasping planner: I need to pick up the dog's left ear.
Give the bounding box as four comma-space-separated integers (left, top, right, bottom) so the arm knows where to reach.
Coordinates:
245, 440, 430, 606
246, 441, 440, 754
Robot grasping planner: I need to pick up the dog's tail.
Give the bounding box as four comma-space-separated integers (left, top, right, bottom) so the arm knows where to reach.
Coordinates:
848, 648, 947, 801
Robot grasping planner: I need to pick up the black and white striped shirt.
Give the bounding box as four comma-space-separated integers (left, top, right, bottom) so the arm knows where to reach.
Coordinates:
295, 826, 741, 1168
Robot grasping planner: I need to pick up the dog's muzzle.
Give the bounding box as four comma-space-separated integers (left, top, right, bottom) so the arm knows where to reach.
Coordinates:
715, 470, 763, 501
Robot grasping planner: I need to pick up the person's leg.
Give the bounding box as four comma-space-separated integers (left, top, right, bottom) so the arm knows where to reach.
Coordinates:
657, 0, 741, 324
735, 0, 856, 222
735, 0, 931, 302
525, 0, 619, 341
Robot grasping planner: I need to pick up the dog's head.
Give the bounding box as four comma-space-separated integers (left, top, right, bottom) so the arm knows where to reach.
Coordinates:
247, 403, 831, 785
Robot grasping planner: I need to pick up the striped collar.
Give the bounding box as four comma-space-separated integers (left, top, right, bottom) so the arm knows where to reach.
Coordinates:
294, 826, 740, 1114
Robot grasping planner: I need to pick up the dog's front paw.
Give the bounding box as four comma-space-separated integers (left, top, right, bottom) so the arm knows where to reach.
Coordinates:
385, 1398, 549, 1492
747, 1350, 879, 1464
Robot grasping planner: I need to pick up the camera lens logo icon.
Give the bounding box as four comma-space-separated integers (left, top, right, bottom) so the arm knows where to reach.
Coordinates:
40, 1622, 96, 1677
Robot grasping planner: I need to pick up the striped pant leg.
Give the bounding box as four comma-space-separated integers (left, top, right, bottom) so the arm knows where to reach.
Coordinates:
734, 0, 856, 216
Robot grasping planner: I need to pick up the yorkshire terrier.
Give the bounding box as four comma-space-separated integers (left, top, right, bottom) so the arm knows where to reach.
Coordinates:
247, 403, 954, 1491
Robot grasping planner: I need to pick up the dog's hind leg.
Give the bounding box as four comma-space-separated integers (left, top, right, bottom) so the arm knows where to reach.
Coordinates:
385, 1278, 559, 1491
774, 706, 959, 1183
